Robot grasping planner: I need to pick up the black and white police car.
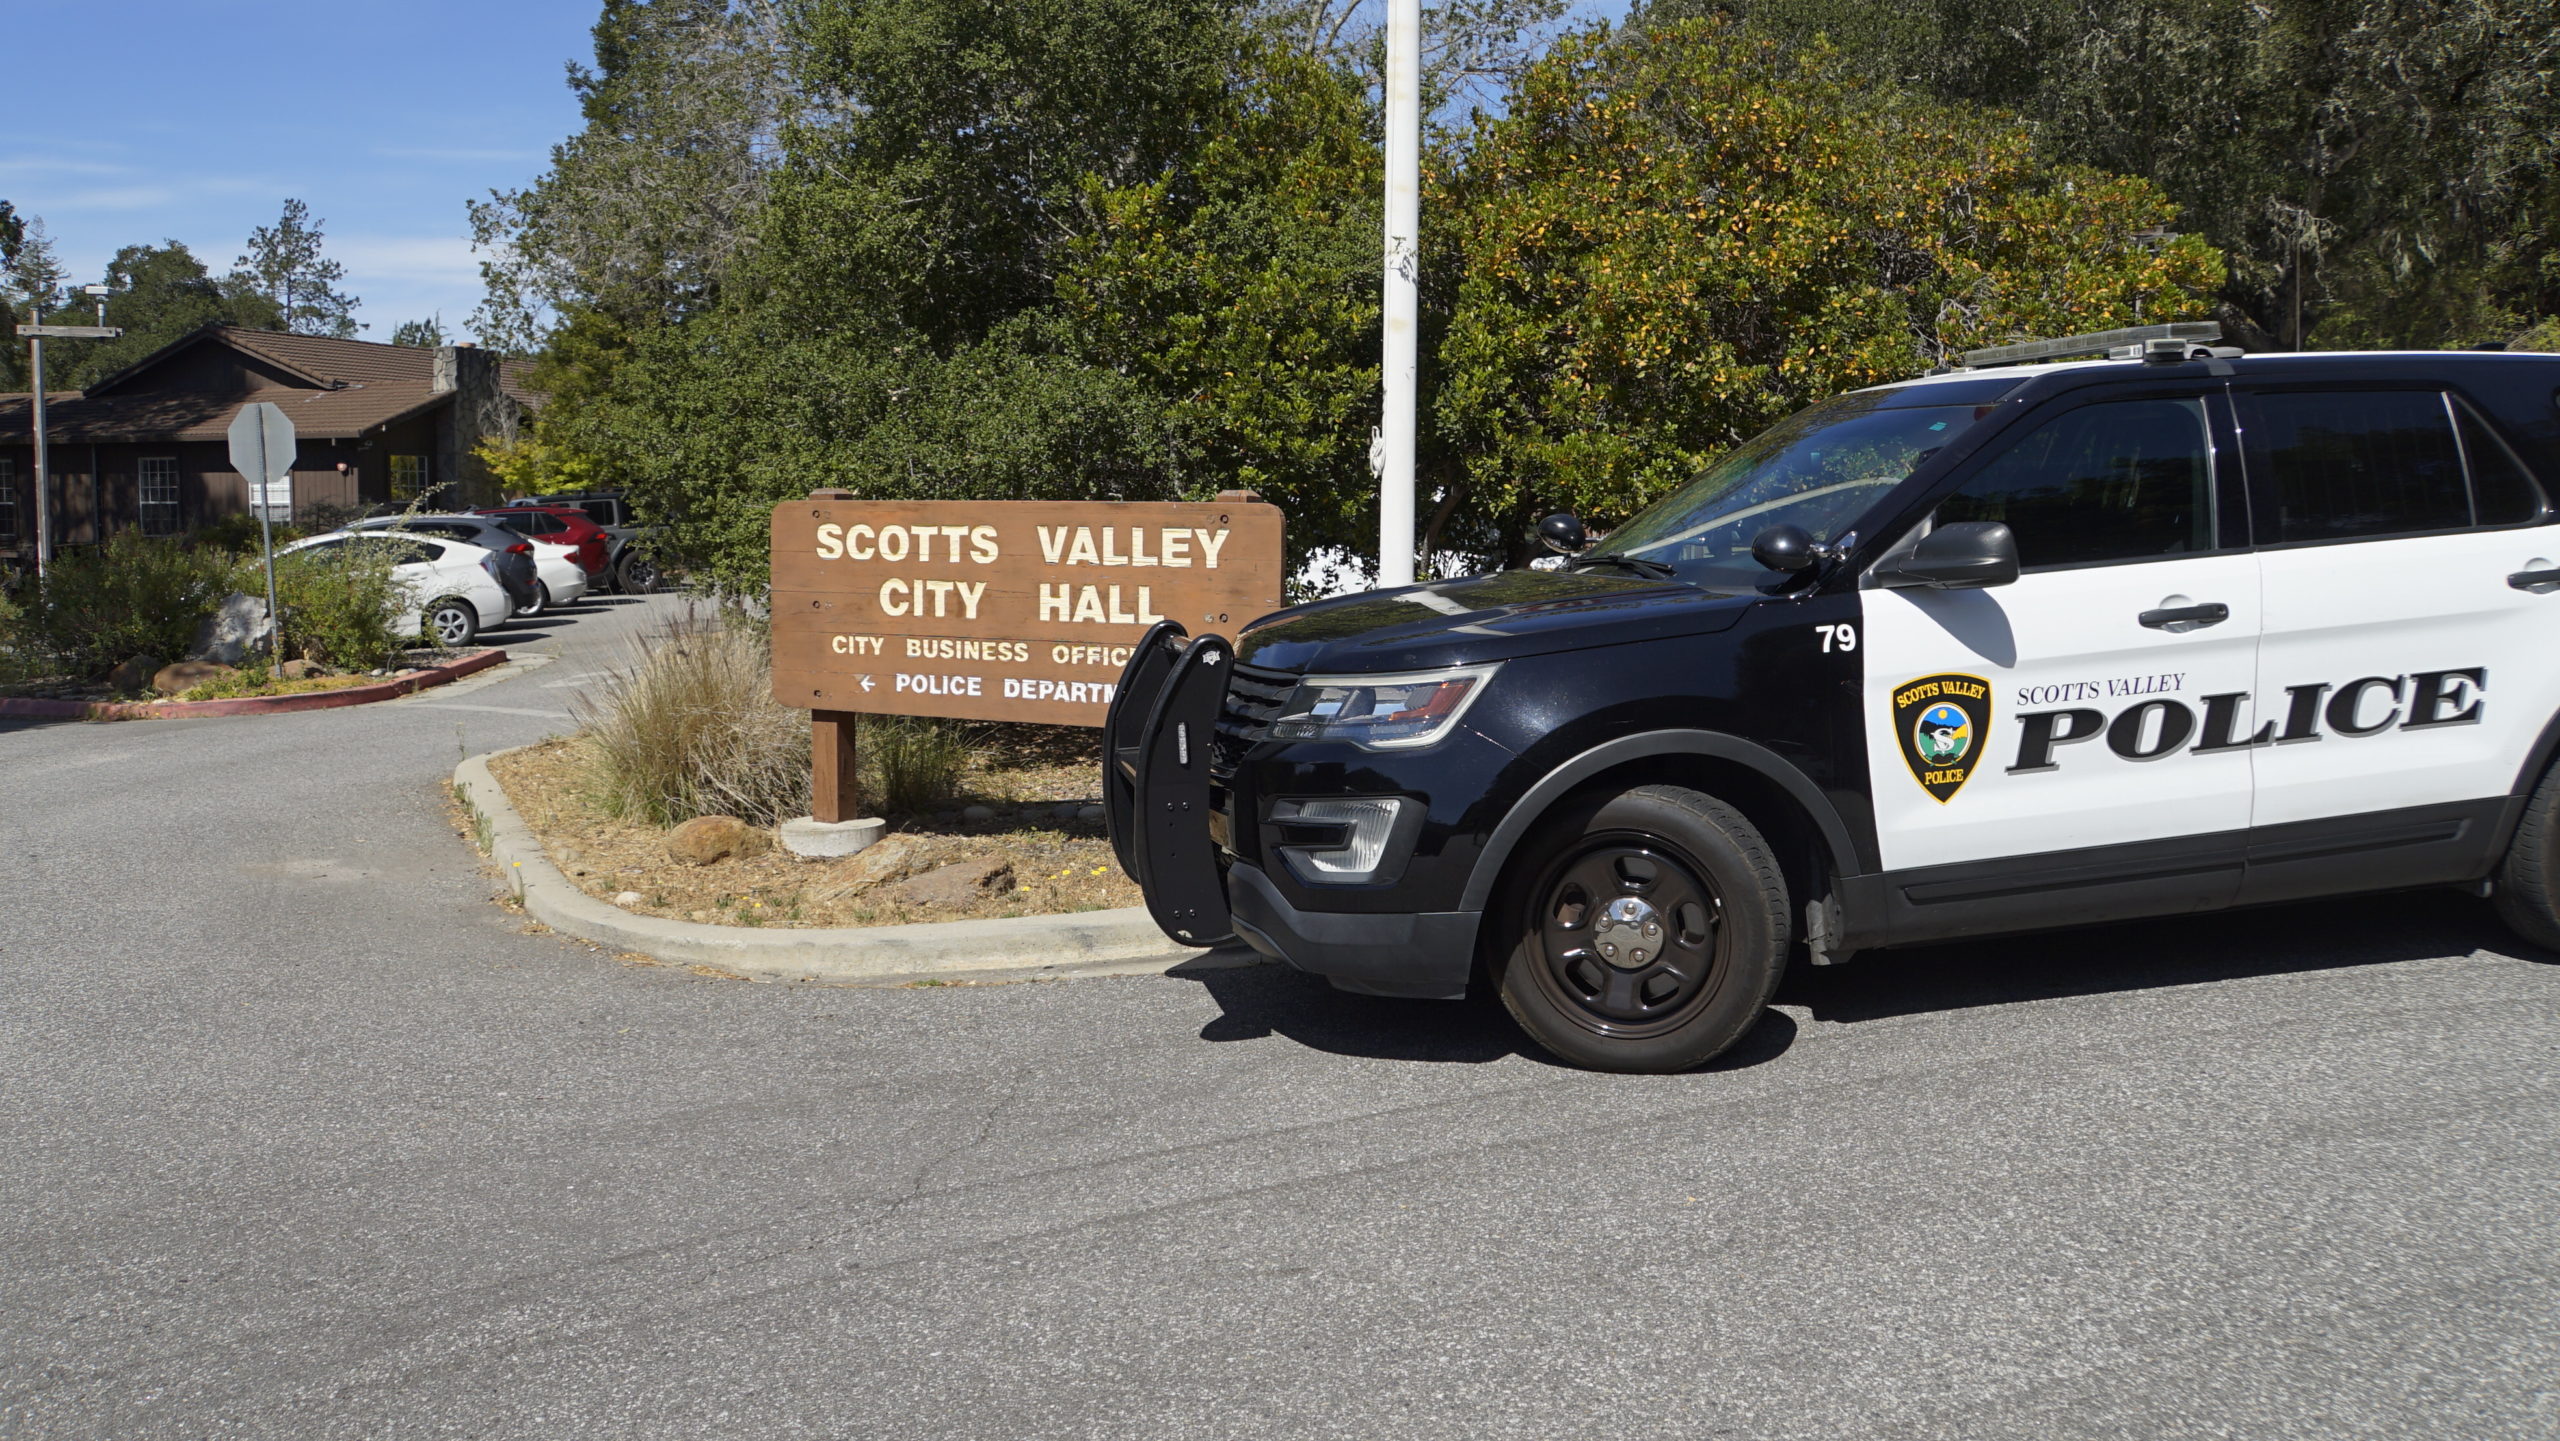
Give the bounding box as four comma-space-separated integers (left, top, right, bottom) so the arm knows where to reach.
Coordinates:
1105, 323, 2560, 1072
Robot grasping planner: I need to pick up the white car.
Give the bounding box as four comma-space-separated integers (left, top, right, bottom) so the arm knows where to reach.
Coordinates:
277, 532, 514, 649
523, 545, 590, 615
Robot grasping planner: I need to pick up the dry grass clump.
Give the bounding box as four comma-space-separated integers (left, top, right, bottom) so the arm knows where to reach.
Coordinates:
576, 610, 810, 826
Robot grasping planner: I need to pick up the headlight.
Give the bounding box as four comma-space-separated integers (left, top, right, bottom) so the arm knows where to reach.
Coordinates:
1268, 663, 1498, 750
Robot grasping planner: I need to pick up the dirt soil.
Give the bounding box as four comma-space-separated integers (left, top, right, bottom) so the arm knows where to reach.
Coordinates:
486, 727, 1143, 929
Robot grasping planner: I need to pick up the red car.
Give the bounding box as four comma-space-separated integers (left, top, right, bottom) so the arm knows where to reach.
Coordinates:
476, 506, 611, 580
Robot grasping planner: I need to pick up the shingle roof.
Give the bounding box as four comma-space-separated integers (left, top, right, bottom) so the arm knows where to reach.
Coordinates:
0, 325, 543, 443
0, 384, 446, 443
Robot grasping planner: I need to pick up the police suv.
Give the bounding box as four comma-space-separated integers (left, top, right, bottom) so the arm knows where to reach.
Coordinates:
1104, 323, 2560, 1072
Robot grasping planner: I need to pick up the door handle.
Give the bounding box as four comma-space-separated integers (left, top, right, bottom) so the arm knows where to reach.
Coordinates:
2508, 567, 2560, 591
2138, 602, 2229, 630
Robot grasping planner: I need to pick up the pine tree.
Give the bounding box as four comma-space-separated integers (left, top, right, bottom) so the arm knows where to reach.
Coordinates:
233, 199, 362, 337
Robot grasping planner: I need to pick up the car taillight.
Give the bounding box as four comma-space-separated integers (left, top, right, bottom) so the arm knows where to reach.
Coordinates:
509, 541, 532, 554
482, 555, 500, 578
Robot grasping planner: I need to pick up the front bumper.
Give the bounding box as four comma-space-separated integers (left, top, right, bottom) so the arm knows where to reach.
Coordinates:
1227, 862, 1478, 1000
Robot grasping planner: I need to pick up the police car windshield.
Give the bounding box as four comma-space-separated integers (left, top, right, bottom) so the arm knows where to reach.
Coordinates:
1584, 386, 2003, 587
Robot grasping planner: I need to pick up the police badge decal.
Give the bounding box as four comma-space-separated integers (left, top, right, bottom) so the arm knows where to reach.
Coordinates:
1892, 674, 1992, 803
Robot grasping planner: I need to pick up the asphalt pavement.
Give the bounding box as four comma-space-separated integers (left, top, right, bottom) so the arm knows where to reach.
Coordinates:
3, 590, 2556, 1439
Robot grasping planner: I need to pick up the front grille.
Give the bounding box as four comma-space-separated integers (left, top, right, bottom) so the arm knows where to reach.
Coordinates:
1211, 662, 1297, 778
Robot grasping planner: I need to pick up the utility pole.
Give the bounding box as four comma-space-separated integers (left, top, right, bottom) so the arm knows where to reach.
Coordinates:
1375, 0, 1421, 589
17, 309, 121, 581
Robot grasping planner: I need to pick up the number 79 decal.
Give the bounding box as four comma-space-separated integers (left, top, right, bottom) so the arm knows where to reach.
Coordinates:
1815, 623, 1858, 653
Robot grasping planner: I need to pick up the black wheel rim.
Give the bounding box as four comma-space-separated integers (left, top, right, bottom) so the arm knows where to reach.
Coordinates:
626, 556, 658, 590
1527, 832, 1729, 1040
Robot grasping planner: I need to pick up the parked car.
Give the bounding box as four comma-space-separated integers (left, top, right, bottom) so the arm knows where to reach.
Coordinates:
340, 514, 542, 617
277, 532, 513, 649
511, 489, 662, 594
476, 506, 612, 595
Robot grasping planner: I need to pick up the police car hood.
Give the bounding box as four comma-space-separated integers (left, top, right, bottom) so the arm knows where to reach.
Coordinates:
1234, 568, 1750, 674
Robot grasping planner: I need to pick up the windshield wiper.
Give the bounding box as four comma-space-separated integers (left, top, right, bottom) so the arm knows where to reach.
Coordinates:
1567, 553, 1679, 580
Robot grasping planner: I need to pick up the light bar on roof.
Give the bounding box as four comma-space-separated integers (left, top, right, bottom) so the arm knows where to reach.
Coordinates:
1959, 321, 2222, 371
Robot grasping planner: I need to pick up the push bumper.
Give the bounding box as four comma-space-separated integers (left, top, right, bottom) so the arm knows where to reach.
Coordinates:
1227, 862, 1478, 1000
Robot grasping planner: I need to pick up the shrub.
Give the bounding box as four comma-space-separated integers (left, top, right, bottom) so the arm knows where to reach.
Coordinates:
190, 512, 304, 556
1, 532, 232, 678
242, 537, 412, 671
862, 715, 969, 814
577, 612, 810, 826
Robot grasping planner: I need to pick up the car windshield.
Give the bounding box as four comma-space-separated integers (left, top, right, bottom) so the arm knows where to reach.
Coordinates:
1578, 381, 2016, 589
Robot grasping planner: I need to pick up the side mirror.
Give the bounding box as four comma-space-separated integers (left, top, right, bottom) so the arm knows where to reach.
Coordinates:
1874, 521, 2020, 590
1749, 524, 1819, 572
1538, 513, 1590, 555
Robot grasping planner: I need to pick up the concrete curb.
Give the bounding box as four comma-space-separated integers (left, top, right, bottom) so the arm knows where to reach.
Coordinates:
0, 648, 509, 722
452, 747, 1248, 987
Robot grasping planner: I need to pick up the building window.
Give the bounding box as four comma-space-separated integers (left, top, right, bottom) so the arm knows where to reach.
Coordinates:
390, 454, 432, 503
0, 458, 16, 540
140, 457, 182, 536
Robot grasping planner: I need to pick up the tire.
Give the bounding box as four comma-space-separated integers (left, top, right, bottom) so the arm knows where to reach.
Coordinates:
426, 598, 480, 650
616, 550, 661, 594
2495, 754, 2560, 951
1492, 784, 1790, 1073
519, 582, 550, 618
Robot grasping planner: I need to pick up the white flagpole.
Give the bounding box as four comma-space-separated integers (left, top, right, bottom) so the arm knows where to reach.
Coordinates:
1376, 0, 1421, 588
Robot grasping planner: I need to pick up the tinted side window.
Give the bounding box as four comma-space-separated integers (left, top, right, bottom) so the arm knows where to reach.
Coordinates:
1936, 397, 2213, 569
500, 512, 560, 535
2454, 399, 2547, 525
2250, 390, 2467, 541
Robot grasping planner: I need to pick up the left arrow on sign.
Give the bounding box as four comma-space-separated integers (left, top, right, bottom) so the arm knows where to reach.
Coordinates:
860, 675, 877, 692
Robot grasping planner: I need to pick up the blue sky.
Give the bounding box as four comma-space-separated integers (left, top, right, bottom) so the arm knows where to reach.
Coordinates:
5, 0, 598, 340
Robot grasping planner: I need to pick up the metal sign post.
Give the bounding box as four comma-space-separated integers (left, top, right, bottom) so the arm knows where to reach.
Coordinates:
226, 402, 297, 649
16, 319, 122, 581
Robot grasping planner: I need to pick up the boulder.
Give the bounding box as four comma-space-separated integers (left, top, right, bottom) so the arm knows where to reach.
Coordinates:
278, 659, 321, 681
668, 815, 767, 866
107, 655, 160, 695
153, 660, 236, 696
891, 856, 1016, 908
837, 833, 927, 890
188, 593, 276, 666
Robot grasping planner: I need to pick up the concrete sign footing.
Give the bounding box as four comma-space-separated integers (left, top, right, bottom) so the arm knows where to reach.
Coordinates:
780, 815, 888, 858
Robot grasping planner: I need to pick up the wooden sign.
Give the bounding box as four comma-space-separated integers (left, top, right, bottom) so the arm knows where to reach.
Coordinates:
771, 495, 1285, 727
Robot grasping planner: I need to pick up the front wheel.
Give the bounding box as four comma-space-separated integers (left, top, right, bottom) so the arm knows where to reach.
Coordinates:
1492, 785, 1790, 1073
425, 598, 480, 650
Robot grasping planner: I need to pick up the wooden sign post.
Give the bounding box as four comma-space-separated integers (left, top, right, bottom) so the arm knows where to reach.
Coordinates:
772, 491, 1284, 825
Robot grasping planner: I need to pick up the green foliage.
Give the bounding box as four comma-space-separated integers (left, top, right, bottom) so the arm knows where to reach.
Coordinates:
1, 533, 233, 678
1431, 21, 2222, 558
1660, 0, 2560, 350
252, 540, 410, 671
475, 431, 608, 498
390, 315, 447, 347
189, 511, 304, 556
577, 612, 811, 826
1059, 48, 1387, 567
860, 715, 970, 813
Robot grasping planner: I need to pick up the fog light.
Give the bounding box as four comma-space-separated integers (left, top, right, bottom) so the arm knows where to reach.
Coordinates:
1270, 797, 1420, 885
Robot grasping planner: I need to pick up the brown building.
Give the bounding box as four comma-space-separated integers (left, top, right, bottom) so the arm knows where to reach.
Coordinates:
0, 324, 541, 564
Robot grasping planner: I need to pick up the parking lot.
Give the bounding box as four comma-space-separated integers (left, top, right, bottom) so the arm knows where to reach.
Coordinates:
2, 589, 2555, 1438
